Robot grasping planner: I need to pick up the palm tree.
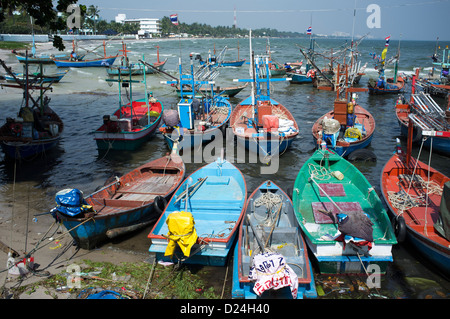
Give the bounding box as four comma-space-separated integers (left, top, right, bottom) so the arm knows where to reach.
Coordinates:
87, 5, 100, 35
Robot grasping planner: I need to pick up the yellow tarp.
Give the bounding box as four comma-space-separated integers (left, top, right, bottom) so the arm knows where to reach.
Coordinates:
164, 211, 198, 257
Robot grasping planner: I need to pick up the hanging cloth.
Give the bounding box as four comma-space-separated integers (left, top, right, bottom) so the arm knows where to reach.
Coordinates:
249, 251, 298, 299
164, 211, 198, 257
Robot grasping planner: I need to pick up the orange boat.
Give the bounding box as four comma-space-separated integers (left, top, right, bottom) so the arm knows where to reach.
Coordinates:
380, 120, 450, 276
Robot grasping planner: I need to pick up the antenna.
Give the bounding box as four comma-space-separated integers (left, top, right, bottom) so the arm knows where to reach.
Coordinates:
233, 6, 237, 29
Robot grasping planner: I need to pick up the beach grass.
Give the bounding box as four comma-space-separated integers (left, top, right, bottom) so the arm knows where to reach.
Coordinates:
0, 41, 31, 50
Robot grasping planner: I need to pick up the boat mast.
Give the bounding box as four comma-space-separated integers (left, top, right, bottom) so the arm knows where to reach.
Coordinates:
249, 30, 256, 108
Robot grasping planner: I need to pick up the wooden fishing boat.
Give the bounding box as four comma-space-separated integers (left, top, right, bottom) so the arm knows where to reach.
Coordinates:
287, 69, 312, 84
368, 36, 405, 95
54, 55, 117, 68
148, 158, 247, 266
159, 57, 232, 151
230, 35, 297, 158
231, 180, 317, 299
197, 43, 246, 67
312, 89, 374, 157
380, 130, 450, 276
51, 149, 185, 250
368, 76, 405, 94
396, 70, 450, 157
292, 149, 397, 274
93, 67, 163, 151
0, 58, 64, 159
175, 83, 247, 98
106, 43, 167, 76
5, 69, 68, 84
14, 51, 71, 64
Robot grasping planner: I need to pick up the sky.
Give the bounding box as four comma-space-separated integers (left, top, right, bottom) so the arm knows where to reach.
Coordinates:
81, 0, 450, 41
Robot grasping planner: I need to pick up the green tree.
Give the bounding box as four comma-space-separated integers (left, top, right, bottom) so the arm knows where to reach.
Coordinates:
86, 4, 99, 34
0, 0, 79, 50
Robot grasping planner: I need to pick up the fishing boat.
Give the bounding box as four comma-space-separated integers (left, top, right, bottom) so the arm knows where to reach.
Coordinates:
0, 58, 63, 159
54, 55, 117, 68
54, 41, 117, 68
93, 60, 163, 151
312, 88, 374, 157
380, 127, 450, 276
50, 147, 185, 250
292, 149, 397, 275
418, 45, 450, 98
196, 44, 246, 67
14, 51, 71, 64
106, 44, 167, 76
4, 69, 68, 84
396, 70, 450, 157
148, 157, 247, 266
175, 83, 248, 98
368, 36, 405, 95
159, 57, 232, 151
231, 180, 317, 299
12, 21, 74, 64
230, 33, 297, 158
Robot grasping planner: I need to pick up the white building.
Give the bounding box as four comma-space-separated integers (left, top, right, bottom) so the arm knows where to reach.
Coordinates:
115, 14, 161, 38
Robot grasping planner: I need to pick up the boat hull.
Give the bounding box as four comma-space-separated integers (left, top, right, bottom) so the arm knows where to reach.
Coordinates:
54, 56, 117, 68
380, 153, 450, 276
293, 150, 397, 275
312, 104, 375, 157
288, 72, 313, 84
231, 180, 317, 299
148, 159, 247, 266
54, 155, 185, 249
368, 77, 405, 95
230, 100, 299, 157
398, 118, 450, 157
1, 138, 60, 159
93, 99, 163, 151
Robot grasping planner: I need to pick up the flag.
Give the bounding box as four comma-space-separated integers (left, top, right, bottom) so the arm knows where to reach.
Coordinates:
170, 14, 179, 25
306, 27, 312, 35
385, 36, 390, 47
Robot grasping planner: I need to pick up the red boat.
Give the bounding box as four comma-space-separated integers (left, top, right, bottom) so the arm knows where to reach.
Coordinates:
380, 120, 450, 276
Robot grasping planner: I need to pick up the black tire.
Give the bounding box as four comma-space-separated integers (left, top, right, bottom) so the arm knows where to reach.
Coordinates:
153, 196, 167, 215
347, 149, 377, 162
392, 215, 407, 243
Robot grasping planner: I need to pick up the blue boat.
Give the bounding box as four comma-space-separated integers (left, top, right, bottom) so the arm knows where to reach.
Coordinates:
148, 158, 247, 266
231, 180, 317, 299
395, 75, 450, 157
54, 55, 117, 68
15, 52, 71, 64
230, 32, 298, 158
159, 57, 232, 151
5, 70, 69, 84
312, 92, 375, 157
0, 58, 64, 160
50, 149, 186, 249
287, 71, 313, 84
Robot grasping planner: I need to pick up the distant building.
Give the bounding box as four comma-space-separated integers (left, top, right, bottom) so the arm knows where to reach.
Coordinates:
115, 14, 161, 38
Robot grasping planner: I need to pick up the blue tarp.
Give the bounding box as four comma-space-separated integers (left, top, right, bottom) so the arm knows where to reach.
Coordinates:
54, 188, 87, 217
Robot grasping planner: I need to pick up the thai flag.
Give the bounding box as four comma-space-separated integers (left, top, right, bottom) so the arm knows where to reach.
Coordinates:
385, 36, 390, 47
306, 27, 312, 35
170, 14, 179, 25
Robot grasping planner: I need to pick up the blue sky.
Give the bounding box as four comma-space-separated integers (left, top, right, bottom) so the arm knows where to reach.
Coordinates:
83, 0, 450, 41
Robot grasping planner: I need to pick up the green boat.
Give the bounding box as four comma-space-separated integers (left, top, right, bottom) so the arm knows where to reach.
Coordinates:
292, 149, 397, 275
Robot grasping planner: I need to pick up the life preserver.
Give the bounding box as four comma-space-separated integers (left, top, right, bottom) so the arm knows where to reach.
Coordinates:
10, 122, 23, 136
306, 69, 316, 78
